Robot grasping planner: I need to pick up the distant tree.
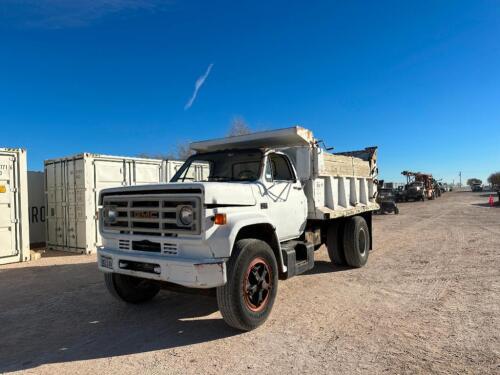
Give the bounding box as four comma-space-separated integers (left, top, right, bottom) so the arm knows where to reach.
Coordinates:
466, 178, 482, 186
138, 141, 193, 161
228, 116, 252, 137
175, 142, 194, 159
488, 172, 500, 186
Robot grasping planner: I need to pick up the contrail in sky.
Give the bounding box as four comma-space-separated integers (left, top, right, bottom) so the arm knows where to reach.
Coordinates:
184, 63, 214, 110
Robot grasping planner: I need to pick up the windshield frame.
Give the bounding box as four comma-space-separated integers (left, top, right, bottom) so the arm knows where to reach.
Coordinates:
171, 148, 265, 183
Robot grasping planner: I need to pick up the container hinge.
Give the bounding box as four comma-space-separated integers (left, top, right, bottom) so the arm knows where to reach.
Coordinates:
11, 219, 19, 224
10, 188, 18, 193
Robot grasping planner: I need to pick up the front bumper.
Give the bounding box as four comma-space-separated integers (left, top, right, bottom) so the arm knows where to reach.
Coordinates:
97, 247, 227, 288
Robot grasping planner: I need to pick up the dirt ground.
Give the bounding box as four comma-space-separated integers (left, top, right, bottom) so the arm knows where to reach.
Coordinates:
1, 191, 499, 374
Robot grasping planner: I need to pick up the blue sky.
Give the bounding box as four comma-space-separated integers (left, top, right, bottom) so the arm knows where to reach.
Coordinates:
1, 0, 499, 183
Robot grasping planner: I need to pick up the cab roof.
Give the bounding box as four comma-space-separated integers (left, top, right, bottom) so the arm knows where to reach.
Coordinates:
190, 126, 314, 153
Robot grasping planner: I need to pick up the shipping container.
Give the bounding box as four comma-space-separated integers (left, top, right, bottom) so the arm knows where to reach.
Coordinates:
28, 171, 46, 247
0, 148, 30, 265
45, 153, 178, 254
165, 160, 185, 181
167, 159, 210, 182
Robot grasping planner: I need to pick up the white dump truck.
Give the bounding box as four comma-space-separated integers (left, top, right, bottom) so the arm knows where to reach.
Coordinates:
97, 127, 379, 330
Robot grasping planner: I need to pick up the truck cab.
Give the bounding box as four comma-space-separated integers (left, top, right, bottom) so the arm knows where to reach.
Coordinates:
97, 127, 379, 331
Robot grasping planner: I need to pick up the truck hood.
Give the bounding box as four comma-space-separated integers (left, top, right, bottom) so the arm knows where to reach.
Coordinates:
99, 182, 257, 206
199, 182, 257, 206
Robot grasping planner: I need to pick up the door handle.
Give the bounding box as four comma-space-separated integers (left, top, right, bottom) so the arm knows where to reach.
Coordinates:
293, 186, 302, 190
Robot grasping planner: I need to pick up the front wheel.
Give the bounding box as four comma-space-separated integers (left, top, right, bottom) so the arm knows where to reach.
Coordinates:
394, 206, 400, 215
216, 239, 278, 331
104, 273, 160, 304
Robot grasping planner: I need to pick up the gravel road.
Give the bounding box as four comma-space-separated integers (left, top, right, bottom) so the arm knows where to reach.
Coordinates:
1, 191, 499, 374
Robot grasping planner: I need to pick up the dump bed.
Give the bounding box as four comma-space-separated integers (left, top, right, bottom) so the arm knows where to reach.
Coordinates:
306, 146, 378, 220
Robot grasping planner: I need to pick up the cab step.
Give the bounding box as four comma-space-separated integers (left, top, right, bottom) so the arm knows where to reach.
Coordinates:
281, 241, 314, 278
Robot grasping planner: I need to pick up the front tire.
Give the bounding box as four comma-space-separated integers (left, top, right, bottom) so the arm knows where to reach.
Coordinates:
104, 273, 160, 304
216, 239, 278, 331
343, 216, 370, 268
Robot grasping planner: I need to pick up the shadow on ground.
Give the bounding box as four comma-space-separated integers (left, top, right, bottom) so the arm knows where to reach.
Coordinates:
471, 202, 500, 208
303, 260, 353, 275
0, 261, 239, 373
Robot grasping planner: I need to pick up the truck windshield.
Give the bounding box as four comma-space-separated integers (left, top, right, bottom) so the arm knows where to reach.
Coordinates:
171, 149, 263, 182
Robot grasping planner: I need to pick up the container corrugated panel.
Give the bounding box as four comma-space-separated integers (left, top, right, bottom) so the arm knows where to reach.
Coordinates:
0, 148, 30, 264
165, 160, 185, 181
44, 153, 173, 254
28, 171, 46, 247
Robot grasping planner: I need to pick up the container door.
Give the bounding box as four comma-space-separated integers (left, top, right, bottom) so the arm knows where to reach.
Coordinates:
46, 161, 66, 249
131, 161, 163, 185
0, 154, 18, 259
66, 158, 87, 251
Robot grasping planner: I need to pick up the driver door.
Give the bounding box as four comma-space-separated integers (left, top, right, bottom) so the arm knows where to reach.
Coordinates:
260, 153, 307, 241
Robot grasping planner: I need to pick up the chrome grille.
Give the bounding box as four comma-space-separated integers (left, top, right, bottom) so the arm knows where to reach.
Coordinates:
102, 195, 201, 236
118, 240, 130, 250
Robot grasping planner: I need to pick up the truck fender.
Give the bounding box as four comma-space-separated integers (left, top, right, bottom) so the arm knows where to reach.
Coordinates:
208, 212, 286, 275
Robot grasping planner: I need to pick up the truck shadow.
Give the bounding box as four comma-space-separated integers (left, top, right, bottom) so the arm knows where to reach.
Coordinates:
304, 260, 352, 275
0, 262, 239, 373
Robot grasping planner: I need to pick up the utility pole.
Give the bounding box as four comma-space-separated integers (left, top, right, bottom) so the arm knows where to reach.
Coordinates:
459, 171, 462, 187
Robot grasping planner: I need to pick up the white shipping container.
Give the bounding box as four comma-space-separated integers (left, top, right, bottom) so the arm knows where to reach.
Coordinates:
45, 153, 176, 254
0, 148, 30, 265
166, 159, 209, 182
165, 160, 185, 181
28, 171, 46, 247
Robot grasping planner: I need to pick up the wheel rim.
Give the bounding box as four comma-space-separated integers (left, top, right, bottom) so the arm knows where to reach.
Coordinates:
243, 257, 272, 312
358, 228, 367, 255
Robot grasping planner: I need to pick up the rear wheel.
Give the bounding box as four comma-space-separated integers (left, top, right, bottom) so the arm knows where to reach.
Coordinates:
216, 239, 278, 331
327, 221, 346, 265
394, 206, 400, 215
104, 273, 160, 304
343, 216, 370, 268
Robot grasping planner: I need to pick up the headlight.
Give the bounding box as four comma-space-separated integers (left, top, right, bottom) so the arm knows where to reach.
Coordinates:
179, 206, 194, 226
104, 207, 118, 224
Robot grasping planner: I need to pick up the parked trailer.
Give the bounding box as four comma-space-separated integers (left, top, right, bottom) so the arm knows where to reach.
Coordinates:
45, 153, 180, 254
97, 126, 379, 331
28, 171, 46, 247
0, 148, 30, 265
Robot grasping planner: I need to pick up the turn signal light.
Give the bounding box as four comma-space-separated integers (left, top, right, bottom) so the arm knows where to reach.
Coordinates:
214, 213, 227, 225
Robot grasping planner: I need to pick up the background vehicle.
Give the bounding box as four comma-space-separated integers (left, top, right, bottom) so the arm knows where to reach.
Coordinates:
96, 127, 379, 331
432, 179, 442, 197
395, 185, 407, 202
405, 182, 425, 201
402, 171, 436, 200
471, 183, 483, 192
438, 182, 446, 193
376, 187, 399, 214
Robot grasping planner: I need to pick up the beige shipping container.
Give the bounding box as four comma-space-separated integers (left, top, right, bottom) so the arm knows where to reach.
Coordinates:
0, 148, 30, 264
44, 153, 173, 254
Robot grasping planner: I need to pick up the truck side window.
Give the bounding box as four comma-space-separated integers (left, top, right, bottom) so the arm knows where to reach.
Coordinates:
269, 154, 294, 181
